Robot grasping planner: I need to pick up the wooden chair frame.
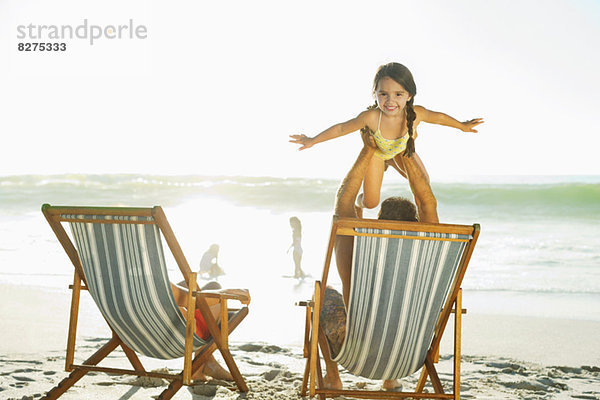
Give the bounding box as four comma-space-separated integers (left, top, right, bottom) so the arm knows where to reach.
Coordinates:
40, 204, 249, 400
299, 216, 480, 400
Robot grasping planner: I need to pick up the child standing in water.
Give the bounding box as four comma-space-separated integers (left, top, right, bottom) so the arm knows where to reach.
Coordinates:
290, 62, 484, 209
287, 216, 306, 279
199, 244, 224, 279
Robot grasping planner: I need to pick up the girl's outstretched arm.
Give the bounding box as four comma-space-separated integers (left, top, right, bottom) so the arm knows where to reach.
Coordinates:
289, 110, 374, 150
415, 106, 484, 133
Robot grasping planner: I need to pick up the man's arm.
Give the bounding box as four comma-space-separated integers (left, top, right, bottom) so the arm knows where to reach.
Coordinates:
333, 136, 376, 305
400, 153, 439, 223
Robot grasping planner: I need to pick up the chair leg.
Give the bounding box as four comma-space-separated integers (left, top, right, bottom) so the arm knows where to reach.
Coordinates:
218, 348, 248, 392
304, 304, 312, 357
416, 367, 428, 393
202, 305, 247, 392
425, 353, 444, 394
183, 272, 198, 385
309, 281, 322, 397
196, 300, 248, 392
300, 303, 314, 396
120, 341, 145, 372
453, 289, 462, 400
41, 335, 120, 400
158, 308, 249, 400
158, 343, 217, 400
65, 271, 82, 372
301, 354, 310, 396
314, 350, 326, 400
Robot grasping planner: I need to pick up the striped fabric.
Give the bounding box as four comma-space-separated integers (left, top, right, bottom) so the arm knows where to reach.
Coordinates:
66, 214, 206, 359
333, 228, 470, 380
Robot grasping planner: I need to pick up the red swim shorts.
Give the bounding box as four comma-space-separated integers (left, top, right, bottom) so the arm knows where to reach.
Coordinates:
195, 309, 210, 340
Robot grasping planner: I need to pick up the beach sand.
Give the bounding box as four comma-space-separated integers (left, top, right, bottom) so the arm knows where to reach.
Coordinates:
2, 331, 600, 400
2, 282, 600, 400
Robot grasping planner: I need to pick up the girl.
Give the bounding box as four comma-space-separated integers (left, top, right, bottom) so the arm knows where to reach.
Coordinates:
287, 216, 306, 278
290, 62, 483, 209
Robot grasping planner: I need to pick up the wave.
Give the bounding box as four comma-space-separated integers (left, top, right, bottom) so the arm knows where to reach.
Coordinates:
0, 174, 340, 213
2, 174, 598, 300
1, 174, 599, 215
429, 182, 600, 207
463, 286, 600, 296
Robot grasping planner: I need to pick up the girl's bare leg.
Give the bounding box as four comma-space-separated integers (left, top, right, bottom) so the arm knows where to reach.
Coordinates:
293, 250, 305, 278
358, 156, 386, 209
385, 157, 408, 179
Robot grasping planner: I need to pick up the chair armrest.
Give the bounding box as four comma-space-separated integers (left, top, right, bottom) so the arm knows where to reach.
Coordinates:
296, 299, 314, 358
194, 290, 249, 303
295, 300, 314, 307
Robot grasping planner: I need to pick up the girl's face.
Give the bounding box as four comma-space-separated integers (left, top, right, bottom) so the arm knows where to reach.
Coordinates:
375, 76, 412, 116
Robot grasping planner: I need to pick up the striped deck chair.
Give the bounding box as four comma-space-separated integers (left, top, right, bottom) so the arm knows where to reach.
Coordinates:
41, 205, 249, 400
299, 217, 479, 400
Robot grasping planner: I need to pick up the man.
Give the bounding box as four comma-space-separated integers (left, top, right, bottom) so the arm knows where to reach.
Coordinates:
170, 281, 250, 381
320, 132, 439, 390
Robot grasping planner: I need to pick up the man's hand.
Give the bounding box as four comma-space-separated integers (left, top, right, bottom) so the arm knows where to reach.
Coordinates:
360, 128, 377, 149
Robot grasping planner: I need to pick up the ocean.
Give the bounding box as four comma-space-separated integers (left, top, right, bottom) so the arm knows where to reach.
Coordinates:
1, 174, 599, 347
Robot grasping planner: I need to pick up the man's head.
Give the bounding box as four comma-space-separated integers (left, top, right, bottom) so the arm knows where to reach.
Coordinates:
378, 196, 418, 222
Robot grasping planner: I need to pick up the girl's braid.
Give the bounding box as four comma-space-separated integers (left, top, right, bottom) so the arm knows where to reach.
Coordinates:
403, 98, 416, 158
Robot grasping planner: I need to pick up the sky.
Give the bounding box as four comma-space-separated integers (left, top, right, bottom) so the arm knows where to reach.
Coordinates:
1, 0, 600, 180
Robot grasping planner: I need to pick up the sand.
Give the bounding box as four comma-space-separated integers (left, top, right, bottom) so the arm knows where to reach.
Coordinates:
2, 283, 600, 399
2, 315, 600, 400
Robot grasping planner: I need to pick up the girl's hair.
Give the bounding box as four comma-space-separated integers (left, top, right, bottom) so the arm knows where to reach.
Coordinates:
361, 62, 418, 157
289, 216, 301, 230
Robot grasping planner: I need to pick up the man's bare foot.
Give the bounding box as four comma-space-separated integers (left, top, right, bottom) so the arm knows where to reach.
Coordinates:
383, 379, 402, 391
322, 373, 343, 390
203, 357, 234, 381
192, 355, 233, 381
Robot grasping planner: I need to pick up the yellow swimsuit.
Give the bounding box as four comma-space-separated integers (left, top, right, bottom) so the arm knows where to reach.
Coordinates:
372, 111, 410, 160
